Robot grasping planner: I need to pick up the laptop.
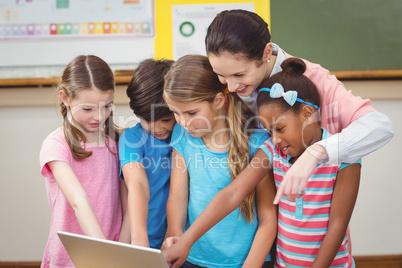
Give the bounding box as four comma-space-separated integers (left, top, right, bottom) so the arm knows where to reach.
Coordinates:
58, 231, 169, 268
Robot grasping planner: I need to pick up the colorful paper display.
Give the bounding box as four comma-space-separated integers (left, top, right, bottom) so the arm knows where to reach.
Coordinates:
0, 0, 154, 40
0, 22, 151, 38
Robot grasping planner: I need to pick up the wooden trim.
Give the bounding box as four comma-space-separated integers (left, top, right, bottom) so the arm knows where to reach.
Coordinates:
331, 70, 402, 80
0, 262, 41, 268
0, 75, 132, 87
354, 254, 402, 268
115, 75, 133, 84
0, 78, 61, 87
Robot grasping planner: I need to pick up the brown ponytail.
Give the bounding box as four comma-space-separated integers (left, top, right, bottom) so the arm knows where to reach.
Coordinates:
58, 55, 118, 161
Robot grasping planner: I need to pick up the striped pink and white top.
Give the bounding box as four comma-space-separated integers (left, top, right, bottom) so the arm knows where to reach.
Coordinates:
260, 129, 357, 268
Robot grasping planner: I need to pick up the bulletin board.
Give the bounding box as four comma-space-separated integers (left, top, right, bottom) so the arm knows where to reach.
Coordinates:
154, 0, 270, 60
0, 0, 155, 67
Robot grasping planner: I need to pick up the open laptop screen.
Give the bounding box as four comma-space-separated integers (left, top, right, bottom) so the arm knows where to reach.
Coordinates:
58, 231, 169, 268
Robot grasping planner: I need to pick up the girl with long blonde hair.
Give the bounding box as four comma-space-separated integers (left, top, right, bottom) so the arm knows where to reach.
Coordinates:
162, 55, 277, 268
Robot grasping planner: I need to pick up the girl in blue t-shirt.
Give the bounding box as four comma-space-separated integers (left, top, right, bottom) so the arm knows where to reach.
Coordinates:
119, 59, 176, 249
161, 55, 277, 268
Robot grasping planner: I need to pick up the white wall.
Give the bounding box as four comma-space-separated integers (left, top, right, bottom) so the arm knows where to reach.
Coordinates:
348, 99, 402, 255
0, 82, 401, 261
0, 105, 60, 261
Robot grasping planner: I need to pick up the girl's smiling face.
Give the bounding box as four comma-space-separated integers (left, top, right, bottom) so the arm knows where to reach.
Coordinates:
258, 103, 316, 159
208, 52, 269, 97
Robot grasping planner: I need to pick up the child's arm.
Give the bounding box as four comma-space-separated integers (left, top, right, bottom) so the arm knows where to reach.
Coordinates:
118, 179, 131, 243
243, 170, 278, 268
311, 163, 361, 268
49, 160, 106, 239
163, 149, 271, 268
163, 149, 189, 247
123, 162, 151, 247
274, 143, 327, 204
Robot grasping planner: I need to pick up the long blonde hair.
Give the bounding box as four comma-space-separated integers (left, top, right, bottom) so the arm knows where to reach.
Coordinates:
58, 55, 119, 160
164, 55, 257, 222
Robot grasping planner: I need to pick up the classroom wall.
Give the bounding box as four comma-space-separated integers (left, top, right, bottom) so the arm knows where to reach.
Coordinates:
0, 81, 401, 261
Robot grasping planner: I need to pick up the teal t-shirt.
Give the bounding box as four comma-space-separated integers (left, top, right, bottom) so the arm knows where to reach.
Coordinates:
119, 122, 172, 249
170, 123, 270, 267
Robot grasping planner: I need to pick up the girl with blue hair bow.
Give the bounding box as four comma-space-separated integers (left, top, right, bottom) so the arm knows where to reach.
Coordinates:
257, 58, 360, 267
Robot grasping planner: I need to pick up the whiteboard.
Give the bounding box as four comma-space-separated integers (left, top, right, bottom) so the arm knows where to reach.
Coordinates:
0, 0, 155, 66
0, 38, 154, 66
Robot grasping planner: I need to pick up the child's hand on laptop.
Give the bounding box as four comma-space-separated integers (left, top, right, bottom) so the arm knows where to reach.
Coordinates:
162, 236, 190, 268
161, 235, 180, 251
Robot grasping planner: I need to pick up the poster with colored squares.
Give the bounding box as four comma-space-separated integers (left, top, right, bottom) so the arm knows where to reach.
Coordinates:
0, 0, 154, 40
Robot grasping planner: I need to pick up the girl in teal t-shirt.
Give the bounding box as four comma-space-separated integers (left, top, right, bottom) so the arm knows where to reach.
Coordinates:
162, 55, 277, 268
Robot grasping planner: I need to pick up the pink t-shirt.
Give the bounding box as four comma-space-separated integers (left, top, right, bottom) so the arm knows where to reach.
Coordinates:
39, 127, 122, 268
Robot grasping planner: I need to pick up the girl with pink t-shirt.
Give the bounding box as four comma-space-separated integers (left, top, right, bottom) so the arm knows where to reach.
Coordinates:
39, 55, 130, 268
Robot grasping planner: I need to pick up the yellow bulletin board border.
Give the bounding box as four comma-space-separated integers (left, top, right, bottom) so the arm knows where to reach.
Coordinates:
154, 0, 270, 60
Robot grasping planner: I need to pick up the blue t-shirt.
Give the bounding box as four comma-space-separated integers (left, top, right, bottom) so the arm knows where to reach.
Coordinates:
119, 122, 172, 249
170, 124, 270, 268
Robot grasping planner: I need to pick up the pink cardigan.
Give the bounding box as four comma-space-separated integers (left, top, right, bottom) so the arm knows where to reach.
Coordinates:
284, 51, 375, 135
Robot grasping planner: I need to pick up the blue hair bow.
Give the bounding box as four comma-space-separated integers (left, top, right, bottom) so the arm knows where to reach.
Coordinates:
260, 83, 297, 106
259, 83, 319, 109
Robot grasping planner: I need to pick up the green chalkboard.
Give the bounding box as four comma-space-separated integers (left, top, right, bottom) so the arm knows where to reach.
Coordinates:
271, 0, 402, 71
